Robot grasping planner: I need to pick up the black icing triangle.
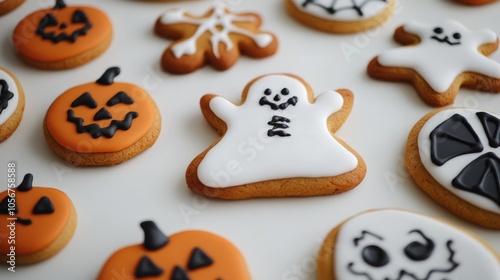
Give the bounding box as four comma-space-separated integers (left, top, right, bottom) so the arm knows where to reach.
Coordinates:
72, 10, 89, 24
135, 256, 163, 278
71, 92, 97, 109
477, 112, 500, 148
33, 196, 55, 214
170, 266, 190, 280
140, 221, 169, 251
107, 91, 134, 106
187, 247, 214, 270
93, 107, 112, 121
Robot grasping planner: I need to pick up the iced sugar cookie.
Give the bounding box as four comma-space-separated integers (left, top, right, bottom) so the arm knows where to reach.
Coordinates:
186, 74, 366, 199
155, 3, 278, 74
285, 0, 395, 34
368, 20, 500, 107
317, 209, 500, 280
0, 0, 25, 16
44, 67, 161, 166
406, 108, 500, 228
0, 67, 24, 142
12, 0, 112, 69
98, 221, 250, 280
0, 174, 77, 264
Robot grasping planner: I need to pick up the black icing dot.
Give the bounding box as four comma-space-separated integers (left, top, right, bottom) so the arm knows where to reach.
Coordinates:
264, 88, 272, 96
433, 27, 443, 34
453, 33, 462, 40
281, 88, 290, 96
362, 245, 389, 267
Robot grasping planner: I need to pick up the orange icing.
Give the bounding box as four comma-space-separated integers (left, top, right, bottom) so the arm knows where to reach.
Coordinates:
12, 5, 112, 62
0, 187, 72, 255
98, 230, 251, 280
46, 82, 156, 153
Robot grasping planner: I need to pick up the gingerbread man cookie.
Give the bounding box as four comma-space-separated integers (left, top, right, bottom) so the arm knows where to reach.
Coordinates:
368, 20, 500, 106
186, 74, 366, 199
155, 3, 278, 74
0, 67, 25, 142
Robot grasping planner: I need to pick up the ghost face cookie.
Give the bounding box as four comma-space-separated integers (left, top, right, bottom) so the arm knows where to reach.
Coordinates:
406, 108, 500, 228
44, 67, 161, 166
317, 209, 500, 280
186, 74, 366, 199
0, 174, 77, 264
285, 0, 395, 34
155, 4, 278, 74
98, 221, 251, 280
0, 67, 25, 143
12, 0, 112, 69
368, 20, 500, 107
0, 0, 25, 16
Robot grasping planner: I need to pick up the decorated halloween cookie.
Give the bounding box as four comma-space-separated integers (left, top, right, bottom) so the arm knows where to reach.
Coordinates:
406, 108, 500, 228
367, 20, 500, 107
44, 67, 161, 166
285, 0, 395, 34
0, 0, 25, 16
0, 173, 77, 264
455, 0, 498, 5
155, 3, 278, 74
98, 221, 251, 280
186, 73, 366, 199
0, 67, 25, 142
317, 209, 500, 280
12, 0, 112, 69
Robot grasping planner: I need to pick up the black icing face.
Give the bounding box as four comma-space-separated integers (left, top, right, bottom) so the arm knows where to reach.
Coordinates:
431, 27, 461, 46
348, 229, 459, 279
35, 9, 92, 43
259, 87, 298, 110
0, 80, 14, 115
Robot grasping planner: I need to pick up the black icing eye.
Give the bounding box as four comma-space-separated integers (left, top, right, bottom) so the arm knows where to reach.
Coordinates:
33, 196, 55, 215
433, 27, 443, 34
107, 92, 134, 106
72, 9, 89, 24
404, 232, 435, 261
453, 33, 461, 40
264, 88, 272, 96
281, 88, 290, 96
0, 196, 18, 214
362, 245, 389, 267
40, 13, 58, 28
71, 92, 97, 109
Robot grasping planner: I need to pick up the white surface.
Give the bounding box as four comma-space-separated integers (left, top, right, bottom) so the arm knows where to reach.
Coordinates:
0, 0, 499, 279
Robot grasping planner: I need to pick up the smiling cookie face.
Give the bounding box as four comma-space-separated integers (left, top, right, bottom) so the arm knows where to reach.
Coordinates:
431, 26, 462, 46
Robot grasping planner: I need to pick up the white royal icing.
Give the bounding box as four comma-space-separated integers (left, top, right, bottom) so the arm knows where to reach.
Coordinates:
159, 4, 274, 59
0, 69, 19, 127
334, 209, 500, 280
378, 20, 500, 93
418, 108, 500, 214
197, 74, 358, 188
292, 0, 390, 21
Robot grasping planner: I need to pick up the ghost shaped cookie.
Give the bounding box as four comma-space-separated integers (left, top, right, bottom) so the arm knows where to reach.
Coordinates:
406, 108, 500, 228
368, 20, 500, 107
317, 209, 500, 280
186, 74, 366, 199
0, 67, 25, 142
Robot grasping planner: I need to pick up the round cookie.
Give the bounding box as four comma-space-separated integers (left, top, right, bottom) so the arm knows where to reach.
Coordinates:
0, 67, 25, 143
186, 73, 366, 199
12, 0, 112, 69
317, 209, 500, 280
367, 20, 500, 107
0, 173, 77, 264
44, 67, 161, 166
0, 0, 25, 16
97, 221, 251, 280
406, 107, 500, 228
285, 0, 395, 34
155, 3, 278, 74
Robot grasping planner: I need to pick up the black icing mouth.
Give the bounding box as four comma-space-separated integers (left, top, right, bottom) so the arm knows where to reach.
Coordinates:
16, 217, 33, 226
36, 9, 92, 43
431, 35, 461, 46
259, 96, 298, 110
67, 110, 138, 139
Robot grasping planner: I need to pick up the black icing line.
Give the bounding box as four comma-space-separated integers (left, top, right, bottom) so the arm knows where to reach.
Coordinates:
430, 35, 461, 46
302, 0, 388, 17
404, 230, 435, 261
477, 112, 500, 148
67, 109, 138, 139
353, 230, 384, 246
96, 67, 121, 85
0, 80, 14, 115
259, 96, 298, 110
35, 10, 92, 44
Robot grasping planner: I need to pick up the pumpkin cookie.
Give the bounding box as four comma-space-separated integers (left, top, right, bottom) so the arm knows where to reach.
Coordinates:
98, 221, 251, 280
0, 173, 77, 264
285, 0, 395, 34
0, 0, 25, 16
12, 0, 112, 69
155, 3, 278, 74
367, 20, 500, 106
0, 67, 24, 142
406, 107, 500, 228
186, 73, 366, 199
44, 67, 161, 166
317, 209, 500, 280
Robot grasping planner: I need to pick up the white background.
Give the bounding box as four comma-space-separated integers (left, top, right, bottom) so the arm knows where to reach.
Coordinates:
0, 0, 499, 279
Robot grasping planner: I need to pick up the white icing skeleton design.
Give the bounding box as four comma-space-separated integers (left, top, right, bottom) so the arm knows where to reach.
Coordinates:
378, 20, 500, 93
197, 74, 358, 188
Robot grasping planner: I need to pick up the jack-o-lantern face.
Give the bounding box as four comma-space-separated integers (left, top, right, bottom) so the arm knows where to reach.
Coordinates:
98, 221, 251, 280
0, 174, 76, 264
45, 67, 157, 153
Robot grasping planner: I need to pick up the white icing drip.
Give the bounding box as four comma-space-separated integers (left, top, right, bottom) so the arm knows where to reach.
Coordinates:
196, 74, 358, 188
0, 69, 19, 127
378, 20, 500, 93
418, 108, 500, 214
292, 0, 390, 21
159, 5, 273, 58
335, 210, 500, 280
